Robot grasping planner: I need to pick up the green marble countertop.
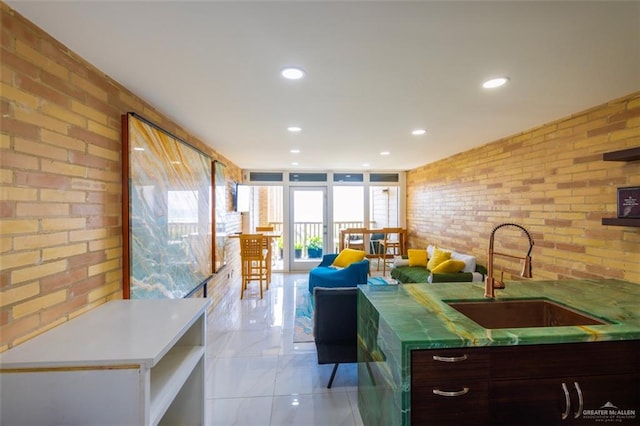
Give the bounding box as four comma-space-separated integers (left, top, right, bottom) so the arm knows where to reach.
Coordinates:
358, 279, 640, 349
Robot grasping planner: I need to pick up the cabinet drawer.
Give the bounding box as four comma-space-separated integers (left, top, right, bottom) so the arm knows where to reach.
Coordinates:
491, 341, 640, 379
412, 348, 489, 382
412, 380, 489, 426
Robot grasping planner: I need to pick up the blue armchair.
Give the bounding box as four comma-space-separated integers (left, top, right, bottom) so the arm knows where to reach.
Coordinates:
308, 253, 370, 293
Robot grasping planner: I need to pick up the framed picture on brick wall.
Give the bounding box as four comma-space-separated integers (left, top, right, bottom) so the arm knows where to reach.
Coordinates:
617, 186, 640, 218
122, 113, 213, 299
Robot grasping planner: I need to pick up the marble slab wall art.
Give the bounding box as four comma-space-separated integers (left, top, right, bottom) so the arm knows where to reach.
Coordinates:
123, 113, 213, 299
213, 160, 228, 273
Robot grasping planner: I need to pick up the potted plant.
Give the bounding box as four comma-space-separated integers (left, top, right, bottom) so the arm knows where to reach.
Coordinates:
277, 237, 283, 260
307, 236, 323, 258
294, 242, 303, 259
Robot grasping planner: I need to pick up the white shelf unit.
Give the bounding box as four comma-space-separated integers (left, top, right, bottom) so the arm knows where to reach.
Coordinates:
0, 298, 210, 426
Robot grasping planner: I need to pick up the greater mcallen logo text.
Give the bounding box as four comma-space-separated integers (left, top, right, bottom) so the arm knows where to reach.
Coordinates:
582, 402, 636, 422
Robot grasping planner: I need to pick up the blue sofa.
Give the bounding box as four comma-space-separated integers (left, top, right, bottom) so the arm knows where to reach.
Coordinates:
308, 254, 370, 293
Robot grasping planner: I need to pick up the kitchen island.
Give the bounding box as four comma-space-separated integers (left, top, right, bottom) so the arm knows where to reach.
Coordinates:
357, 279, 640, 425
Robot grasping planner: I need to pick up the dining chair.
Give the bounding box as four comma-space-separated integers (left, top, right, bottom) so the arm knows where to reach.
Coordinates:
369, 232, 384, 256
376, 227, 403, 275
239, 234, 268, 299
343, 227, 366, 251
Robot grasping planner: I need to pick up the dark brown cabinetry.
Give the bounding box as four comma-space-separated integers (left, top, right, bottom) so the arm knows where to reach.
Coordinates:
412, 341, 640, 425
490, 341, 639, 425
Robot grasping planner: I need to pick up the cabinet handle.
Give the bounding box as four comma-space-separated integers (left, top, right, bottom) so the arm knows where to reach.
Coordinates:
561, 382, 570, 420
432, 354, 468, 363
432, 387, 470, 397
573, 382, 583, 419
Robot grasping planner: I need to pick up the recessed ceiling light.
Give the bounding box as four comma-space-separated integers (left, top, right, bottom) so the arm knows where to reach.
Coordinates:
380, 151, 390, 156
290, 149, 300, 154
291, 162, 299, 166
287, 126, 302, 132
362, 163, 369, 167
281, 67, 305, 80
412, 129, 426, 136
483, 77, 510, 89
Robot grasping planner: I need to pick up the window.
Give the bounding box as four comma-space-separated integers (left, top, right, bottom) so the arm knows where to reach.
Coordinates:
370, 186, 399, 228
333, 186, 364, 252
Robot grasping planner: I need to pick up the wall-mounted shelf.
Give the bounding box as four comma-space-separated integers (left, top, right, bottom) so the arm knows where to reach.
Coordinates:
603, 147, 640, 162
602, 217, 640, 227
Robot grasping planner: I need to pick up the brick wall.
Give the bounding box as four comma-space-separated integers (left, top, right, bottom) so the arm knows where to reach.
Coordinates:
0, 3, 242, 351
407, 92, 640, 284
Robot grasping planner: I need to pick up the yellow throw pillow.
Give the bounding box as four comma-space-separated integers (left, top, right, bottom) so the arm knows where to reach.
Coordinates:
427, 247, 451, 270
407, 249, 428, 267
332, 248, 366, 267
431, 259, 466, 274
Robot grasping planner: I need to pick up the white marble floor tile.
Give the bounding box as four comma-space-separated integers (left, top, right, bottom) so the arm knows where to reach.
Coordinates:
207, 356, 278, 398
208, 328, 284, 358
239, 288, 286, 328
276, 351, 318, 368
273, 353, 355, 393
279, 335, 316, 356
239, 282, 270, 300
269, 393, 357, 426
206, 396, 273, 426
273, 358, 329, 396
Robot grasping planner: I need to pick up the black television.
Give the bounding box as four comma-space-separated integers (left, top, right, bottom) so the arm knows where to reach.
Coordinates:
235, 183, 251, 213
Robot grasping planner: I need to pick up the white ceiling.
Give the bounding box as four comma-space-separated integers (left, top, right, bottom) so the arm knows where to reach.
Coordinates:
7, 1, 640, 172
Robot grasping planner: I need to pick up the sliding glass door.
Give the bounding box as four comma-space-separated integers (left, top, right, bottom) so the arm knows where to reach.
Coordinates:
289, 186, 326, 271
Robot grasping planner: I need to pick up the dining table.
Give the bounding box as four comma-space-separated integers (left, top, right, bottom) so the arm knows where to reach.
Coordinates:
338, 228, 407, 258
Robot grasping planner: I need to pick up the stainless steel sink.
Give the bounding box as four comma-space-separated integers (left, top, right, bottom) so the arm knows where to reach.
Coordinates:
446, 298, 609, 329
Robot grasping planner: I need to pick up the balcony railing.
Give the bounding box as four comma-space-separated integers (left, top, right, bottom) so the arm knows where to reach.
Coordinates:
270, 221, 376, 257
168, 222, 198, 241
168, 221, 377, 260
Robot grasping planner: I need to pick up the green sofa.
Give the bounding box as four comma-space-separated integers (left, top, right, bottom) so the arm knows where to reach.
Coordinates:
390, 245, 487, 284
391, 263, 487, 283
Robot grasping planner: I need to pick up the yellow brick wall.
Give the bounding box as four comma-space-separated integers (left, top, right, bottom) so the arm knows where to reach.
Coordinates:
0, 3, 242, 351
407, 92, 640, 284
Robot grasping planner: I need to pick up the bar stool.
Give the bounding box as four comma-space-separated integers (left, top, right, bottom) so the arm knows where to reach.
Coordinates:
239, 234, 268, 299
255, 226, 274, 282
